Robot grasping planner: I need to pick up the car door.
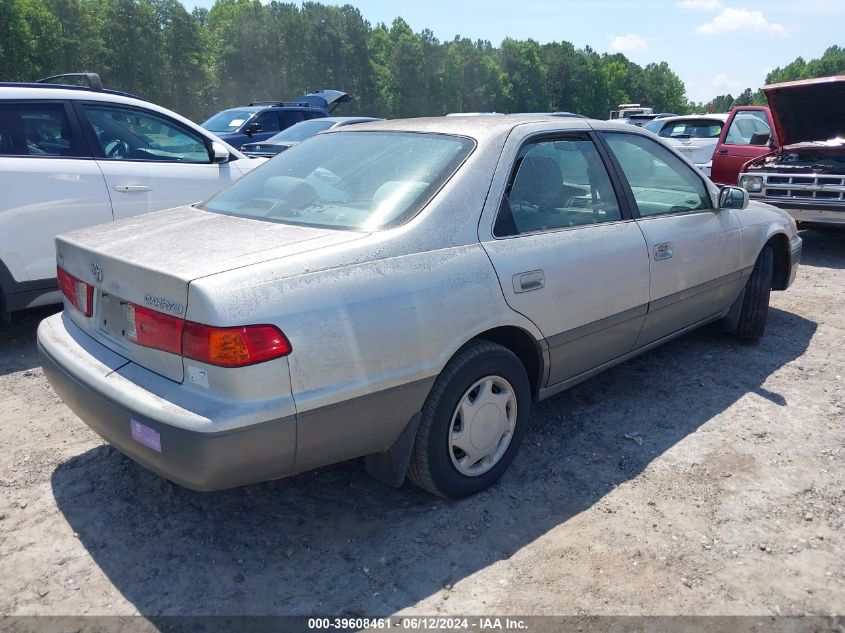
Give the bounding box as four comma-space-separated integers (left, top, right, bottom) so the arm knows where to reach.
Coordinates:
75, 102, 242, 221
0, 100, 111, 295
480, 133, 650, 386
243, 109, 283, 145
601, 131, 745, 347
710, 107, 777, 186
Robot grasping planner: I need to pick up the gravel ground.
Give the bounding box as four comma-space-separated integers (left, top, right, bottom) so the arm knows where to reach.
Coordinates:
0, 229, 843, 618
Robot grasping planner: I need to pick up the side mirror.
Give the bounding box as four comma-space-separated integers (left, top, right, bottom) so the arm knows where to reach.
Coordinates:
244, 122, 262, 137
210, 141, 229, 164
718, 186, 749, 210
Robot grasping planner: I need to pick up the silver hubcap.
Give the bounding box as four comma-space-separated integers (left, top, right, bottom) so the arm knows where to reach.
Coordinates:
448, 375, 517, 477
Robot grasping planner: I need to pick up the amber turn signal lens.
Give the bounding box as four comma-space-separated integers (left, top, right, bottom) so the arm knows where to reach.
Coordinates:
182, 323, 291, 368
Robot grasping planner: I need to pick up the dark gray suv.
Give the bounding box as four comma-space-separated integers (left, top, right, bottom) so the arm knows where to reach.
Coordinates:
201, 90, 352, 149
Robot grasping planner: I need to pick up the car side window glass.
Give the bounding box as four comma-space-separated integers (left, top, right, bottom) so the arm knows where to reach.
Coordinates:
81, 104, 211, 163
494, 136, 622, 237
254, 110, 281, 133
280, 111, 306, 128
0, 102, 81, 157
724, 111, 772, 146
603, 132, 711, 217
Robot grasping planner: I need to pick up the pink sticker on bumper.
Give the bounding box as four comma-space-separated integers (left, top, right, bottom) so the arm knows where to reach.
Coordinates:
130, 419, 162, 453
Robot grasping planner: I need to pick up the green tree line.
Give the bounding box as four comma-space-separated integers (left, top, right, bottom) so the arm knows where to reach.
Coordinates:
694, 45, 845, 113
0, 0, 691, 121
0, 0, 842, 123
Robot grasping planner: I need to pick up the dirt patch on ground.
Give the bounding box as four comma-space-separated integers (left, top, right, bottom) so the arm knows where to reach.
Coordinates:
1, 230, 843, 618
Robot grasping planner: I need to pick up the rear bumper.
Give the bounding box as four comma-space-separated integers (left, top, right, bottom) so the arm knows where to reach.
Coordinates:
695, 161, 712, 178
38, 314, 297, 491
38, 312, 433, 491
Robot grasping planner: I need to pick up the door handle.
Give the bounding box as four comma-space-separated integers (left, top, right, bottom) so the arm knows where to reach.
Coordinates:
654, 243, 673, 261
513, 270, 544, 293
716, 149, 728, 155
114, 185, 152, 193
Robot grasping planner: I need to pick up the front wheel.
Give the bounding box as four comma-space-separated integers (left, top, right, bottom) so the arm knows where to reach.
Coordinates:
731, 244, 774, 341
408, 341, 531, 498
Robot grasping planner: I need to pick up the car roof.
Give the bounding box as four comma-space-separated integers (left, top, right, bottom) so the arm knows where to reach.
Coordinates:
0, 81, 145, 101
0, 85, 190, 121
655, 114, 729, 124
328, 114, 639, 143
321, 116, 383, 124
215, 104, 324, 114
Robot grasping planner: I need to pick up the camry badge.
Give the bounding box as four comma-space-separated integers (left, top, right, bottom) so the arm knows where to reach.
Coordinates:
91, 262, 103, 283
144, 295, 184, 315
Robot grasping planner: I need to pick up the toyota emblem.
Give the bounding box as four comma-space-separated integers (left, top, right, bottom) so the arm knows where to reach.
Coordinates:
91, 262, 103, 283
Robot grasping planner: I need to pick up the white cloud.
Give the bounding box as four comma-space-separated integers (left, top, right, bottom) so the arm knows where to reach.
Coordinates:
696, 8, 787, 36
711, 73, 744, 92
610, 33, 648, 53
677, 0, 722, 10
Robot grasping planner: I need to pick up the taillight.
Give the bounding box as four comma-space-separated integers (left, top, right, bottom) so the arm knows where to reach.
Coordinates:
123, 301, 291, 368
125, 303, 183, 355
183, 323, 291, 367
57, 266, 93, 317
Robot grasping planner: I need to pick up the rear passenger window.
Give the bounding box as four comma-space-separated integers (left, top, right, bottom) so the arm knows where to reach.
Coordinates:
494, 136, 622, 237
280, 110, 307, 128
0, 103, 82, 157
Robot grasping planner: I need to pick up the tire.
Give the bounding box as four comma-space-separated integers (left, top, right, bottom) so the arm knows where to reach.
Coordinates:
408, 341, 531, 498
733, 244, 774, 341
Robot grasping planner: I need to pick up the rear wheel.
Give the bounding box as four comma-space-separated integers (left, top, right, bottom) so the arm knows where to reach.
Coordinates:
732, 244, 774, 341
408, 341, 531, 498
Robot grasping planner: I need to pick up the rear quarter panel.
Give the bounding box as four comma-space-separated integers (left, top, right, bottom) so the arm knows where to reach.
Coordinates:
187, 243, 543, 461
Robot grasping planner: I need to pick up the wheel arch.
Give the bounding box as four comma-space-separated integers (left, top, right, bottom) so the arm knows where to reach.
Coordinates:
470, 325, 546, 399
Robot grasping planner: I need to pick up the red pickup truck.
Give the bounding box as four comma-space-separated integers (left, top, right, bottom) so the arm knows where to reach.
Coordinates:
710, 105, 779, 186
735, 76, 845, 228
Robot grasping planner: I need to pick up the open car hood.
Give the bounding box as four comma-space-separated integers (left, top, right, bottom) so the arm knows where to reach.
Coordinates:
764, 75, 845, 146
292, 89, 352, 113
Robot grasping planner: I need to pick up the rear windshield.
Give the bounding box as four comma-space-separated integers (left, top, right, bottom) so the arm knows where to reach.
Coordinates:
642, 119, 664, 133
658, 119, 724, 139
199, 131, 475, 231
202, 109, 255, 133
267, 119, 336, 143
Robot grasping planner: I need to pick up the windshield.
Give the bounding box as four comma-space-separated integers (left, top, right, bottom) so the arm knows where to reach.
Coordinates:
267, 119, 336, 143
201, 109, 255, 133
199, 131, 475, 231
658, 119, 724, 139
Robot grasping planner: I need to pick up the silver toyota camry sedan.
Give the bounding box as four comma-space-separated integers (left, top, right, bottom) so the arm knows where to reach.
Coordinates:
38, 115, 802, 498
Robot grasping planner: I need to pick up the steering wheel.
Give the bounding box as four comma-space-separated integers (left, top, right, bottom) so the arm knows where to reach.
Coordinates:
104, 140, 130, 159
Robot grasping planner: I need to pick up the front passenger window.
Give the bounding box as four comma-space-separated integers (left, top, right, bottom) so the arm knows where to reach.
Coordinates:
603, 132, 711, 217
494, 136, 622, 237
253, 111, 281, 133
81, 105, 211, 163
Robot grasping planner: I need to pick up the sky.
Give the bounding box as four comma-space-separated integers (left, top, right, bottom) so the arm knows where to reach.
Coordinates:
183, 0, 844, 104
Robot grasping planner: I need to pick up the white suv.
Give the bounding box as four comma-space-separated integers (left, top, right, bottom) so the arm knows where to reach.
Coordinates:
0, 74, 260, 318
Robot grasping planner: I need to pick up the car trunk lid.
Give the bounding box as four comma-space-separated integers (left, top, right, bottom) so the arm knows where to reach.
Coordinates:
56, 206, 365, 382
764, 75, 845, 147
